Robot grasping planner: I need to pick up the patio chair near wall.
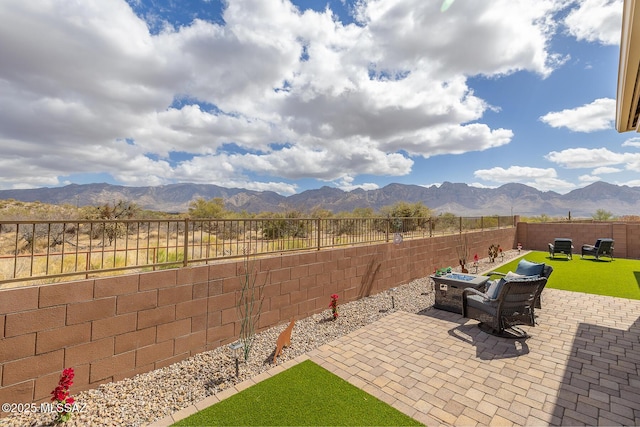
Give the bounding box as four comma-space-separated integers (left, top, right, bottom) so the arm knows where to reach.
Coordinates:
581, 238, 614, 261
548, 238, 573, 259
462, 276, 547, 338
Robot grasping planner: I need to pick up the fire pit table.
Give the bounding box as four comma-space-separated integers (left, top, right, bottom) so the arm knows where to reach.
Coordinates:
431, 272, 490, 314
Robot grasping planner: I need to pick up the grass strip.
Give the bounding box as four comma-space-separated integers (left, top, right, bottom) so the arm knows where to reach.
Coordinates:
488, 251, 640, 300
173, 360, 423, 426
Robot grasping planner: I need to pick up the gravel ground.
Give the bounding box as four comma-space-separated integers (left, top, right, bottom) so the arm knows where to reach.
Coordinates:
1, 250, 522, 427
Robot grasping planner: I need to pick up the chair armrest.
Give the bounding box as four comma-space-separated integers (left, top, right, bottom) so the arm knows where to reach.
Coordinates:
462, 287, 488, 299
485, 271, 506, 278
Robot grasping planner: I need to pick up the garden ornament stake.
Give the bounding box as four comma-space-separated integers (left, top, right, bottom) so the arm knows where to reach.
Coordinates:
229, 341, 242, 377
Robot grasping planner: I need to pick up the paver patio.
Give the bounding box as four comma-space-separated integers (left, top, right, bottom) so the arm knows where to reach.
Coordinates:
154, 288, 640, 426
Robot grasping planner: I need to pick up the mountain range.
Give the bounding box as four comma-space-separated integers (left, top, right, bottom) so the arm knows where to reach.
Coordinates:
0, 181, 639, 217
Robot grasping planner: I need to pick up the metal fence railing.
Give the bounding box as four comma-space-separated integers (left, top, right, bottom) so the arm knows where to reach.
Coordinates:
0, 215, 515, 286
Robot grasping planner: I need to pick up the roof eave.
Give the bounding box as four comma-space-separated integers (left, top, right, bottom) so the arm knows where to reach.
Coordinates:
616, 0, 640, 132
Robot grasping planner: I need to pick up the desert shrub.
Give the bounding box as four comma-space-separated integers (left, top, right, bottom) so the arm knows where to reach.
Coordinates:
215, 222, 242, 240
155, 248, 183, 269
263, 239, 308, 251
188, 197, 227, 218
261, 211, 309, 239
91, 254, 128, 270
433, 213, 459, 233
328, 218, 358, 235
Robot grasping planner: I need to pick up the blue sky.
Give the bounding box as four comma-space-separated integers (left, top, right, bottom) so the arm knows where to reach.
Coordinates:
1, 0, 638, 195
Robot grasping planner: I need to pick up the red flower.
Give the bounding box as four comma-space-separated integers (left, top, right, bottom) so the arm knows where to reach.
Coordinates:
50, 367, 75, 422
51, 388, 67, 402
473, 254, 478, 262
62, 368, 74, 380
329, 294, 339, 319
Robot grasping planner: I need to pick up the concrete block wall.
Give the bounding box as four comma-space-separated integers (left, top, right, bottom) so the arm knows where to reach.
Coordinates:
0, 227, 516, 409
515, 222, 640, 259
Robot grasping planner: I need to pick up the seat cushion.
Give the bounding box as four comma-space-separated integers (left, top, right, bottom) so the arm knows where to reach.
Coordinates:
467, 294, 498, 316
515, 259, 544, 277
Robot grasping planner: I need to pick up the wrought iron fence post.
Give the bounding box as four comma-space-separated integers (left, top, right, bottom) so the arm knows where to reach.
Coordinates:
85, 252, 90, 279
183, 218, 189, 267
316, 218, 321, 250
386, 217, 390, 242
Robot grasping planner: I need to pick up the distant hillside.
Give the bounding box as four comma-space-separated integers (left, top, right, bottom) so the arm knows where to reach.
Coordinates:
1, 181, 639, 217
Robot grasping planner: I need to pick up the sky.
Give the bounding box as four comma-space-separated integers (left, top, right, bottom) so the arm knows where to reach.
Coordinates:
1, 0, 639, 196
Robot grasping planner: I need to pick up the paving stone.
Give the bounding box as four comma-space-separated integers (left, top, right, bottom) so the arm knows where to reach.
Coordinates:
495, 407, 527, 425
476, 400, 499, 417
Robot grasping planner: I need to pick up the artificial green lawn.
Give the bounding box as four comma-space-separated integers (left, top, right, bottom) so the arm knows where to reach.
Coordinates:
172, 360, 423, 427
488, 251, 640, 300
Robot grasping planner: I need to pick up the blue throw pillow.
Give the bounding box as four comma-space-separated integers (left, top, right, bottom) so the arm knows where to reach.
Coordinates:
485, 279, 504, 300
515, 259, 544, 277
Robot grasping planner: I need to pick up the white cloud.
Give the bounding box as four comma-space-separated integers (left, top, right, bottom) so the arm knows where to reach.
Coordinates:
419, 182, 442, 189
333, 176, 380, 192
547, 148, 640, 185
539, 98, 615, 132
468, 182, 497, 189
592, 166, 621, 174
545, 147, 633, 168
618, 179, 640, 187
581, 176, 640, 188
564, 0, 623, 45
238, 181, 299, 195
623, 155, 640, 172
0, 0, 572, 192
171, 154, 299, 194
354, 0, 567, 78
527, 177, 577, 193
473, 165, 575, 193
474, 166, 558, 182
228, 143, 414, 180
579, 174, 601, 184
622, 137, 640, 148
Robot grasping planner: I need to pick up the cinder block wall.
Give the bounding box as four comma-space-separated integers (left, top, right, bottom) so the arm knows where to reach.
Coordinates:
0, 227, 514, 409
515, 222, 640, 259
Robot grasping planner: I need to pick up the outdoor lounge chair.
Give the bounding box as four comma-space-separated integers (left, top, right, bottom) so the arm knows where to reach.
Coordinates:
581, 238, 614, 261
548, 238, 573, 259
487, 259, 552, 309
462, 276, 547, 338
